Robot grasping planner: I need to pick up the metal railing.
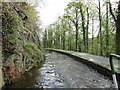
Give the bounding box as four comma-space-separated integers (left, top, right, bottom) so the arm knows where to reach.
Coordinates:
109, 54, 120, 89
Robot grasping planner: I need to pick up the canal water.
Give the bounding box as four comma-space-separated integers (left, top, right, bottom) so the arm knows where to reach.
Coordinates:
4, 51, 114, 88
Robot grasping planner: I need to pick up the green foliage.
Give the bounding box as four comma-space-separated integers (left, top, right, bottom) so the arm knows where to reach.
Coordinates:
43, 0, 118, 57
63, 15, 71, 18
24, 41, 44, 65
2, 2, 44, 84
24, 42, 42, 57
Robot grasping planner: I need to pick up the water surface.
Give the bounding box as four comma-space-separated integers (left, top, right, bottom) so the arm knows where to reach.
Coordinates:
4, 51, 114, 88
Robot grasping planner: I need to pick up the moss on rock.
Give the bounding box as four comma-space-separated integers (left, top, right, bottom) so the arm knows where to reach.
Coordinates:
2, 2, 44, 84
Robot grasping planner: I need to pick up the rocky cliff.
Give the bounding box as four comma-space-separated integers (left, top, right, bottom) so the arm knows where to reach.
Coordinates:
1, 2, 44, 86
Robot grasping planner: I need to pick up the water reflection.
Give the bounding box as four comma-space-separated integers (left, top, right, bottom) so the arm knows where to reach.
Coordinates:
4, 51, 113, 88
38, 54, 68, 88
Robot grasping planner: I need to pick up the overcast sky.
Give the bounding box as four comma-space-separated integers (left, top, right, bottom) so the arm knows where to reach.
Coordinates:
36, 0, 71, 28
36, 0, 118, 28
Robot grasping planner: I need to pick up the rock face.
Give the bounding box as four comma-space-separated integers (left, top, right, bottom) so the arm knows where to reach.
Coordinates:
1, 2, 44, 85
0, 43, 5, 88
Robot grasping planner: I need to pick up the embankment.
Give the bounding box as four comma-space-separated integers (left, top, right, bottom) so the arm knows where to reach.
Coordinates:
46, 48, 120, 87
1, 2, 44, 88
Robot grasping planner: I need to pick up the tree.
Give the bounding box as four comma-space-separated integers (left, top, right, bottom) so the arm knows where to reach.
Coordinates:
98, 0, 103, 56
43, 29, 48, 48
79, 2, 86, 52
105, 1, 109, 56
109, 0, 120, 55
91, 17, 94, 53
86, 7, 89, 52
42, 0, 119, 58
64, 2, 80, 51
116, 1, 120, 55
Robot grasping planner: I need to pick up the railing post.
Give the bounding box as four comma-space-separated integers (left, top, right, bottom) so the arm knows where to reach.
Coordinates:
109, 54, 119, 89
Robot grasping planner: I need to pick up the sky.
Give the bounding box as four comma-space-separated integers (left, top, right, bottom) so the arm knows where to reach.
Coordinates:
36, 0, 71, 28
35, 0, 118, 29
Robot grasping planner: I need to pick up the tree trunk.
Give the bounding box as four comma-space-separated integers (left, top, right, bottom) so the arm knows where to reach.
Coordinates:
80, 4, 86, 52
75, 23, 78, 51
92, 17, 94, 53
109, 0, 120, 55
68, 23, 72, 51
63, 31, 66, 50
98, 0, 103, 55
105, 2, 109, 56
75, 8, 79, 51
86, 7, 89, 53
43, 29, 48, 48
116, 1, 120, 55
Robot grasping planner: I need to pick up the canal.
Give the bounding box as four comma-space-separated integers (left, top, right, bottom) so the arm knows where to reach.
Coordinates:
4, 51, 114, 88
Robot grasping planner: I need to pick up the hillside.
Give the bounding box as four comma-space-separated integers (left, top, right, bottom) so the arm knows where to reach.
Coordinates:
1, 2, 44, 86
